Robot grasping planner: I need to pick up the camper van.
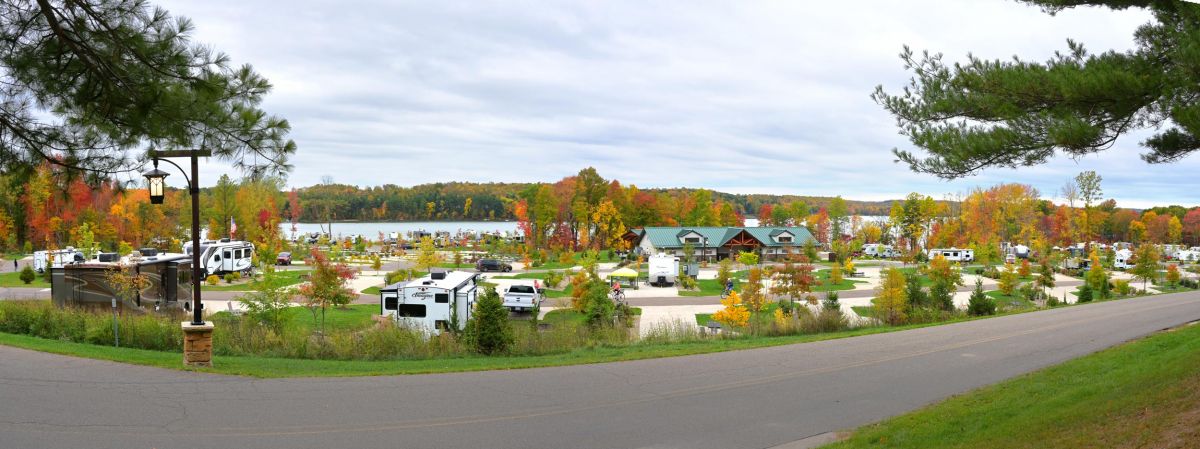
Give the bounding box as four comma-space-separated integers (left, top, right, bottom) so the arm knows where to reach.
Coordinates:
33, 248, 85, 273
1114, 249, 1134, 269
379, 271, 479, 335
927, 248, 975, 263
50, 253, 193, 314
648, 253, 680, 287
182, 239, 255, 276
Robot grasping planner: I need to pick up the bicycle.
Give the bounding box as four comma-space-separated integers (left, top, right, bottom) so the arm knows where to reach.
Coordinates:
610, 289, 626, 304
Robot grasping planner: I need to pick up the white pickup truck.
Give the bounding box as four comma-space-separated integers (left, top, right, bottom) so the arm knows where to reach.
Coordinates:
502, 284, 542, 313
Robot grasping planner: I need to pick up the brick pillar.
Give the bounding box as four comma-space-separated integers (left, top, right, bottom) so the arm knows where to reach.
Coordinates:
181, 321, 214, 367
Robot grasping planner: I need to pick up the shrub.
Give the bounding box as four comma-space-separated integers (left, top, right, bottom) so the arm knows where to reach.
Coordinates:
19, 265, 35, 284
583, 282, 615, 328
466, 288, 512, 355
967, 280, 995, 316
206, 274, 220, 286
822, 291, 841, 311
1077, 283, 1093, 303
1114, 279, 1131, 296
223, 272, 242, 284
544, 270, 564, 289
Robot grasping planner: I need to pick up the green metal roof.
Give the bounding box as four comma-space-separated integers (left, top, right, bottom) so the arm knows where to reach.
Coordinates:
638, 226, 814, 249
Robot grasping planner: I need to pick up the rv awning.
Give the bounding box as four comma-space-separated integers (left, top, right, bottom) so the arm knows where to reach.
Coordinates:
608, 268, 639, 278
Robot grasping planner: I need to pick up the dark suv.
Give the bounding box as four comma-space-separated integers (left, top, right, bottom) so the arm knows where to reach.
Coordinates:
475, 258, 512, 272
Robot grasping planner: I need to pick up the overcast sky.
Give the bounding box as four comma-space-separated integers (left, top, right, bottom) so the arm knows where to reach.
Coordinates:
157, 0, 1195, 208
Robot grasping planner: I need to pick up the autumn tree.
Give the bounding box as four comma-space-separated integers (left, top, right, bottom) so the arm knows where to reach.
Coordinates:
591, 199, 626, 250
415, 236, 441, 272
998, 263, 1019, 296
1130, 244, 1160, 292
741, 267, 768, 334
872, 267, 908, 325
1086, 248, 1111, 300
770, 256, 817, 317
1018, 259, 1032, 278
927, 253, 963, 310
875, 2, 1200, 177
1037, 257, 1056, 299
1165, 264, 1181, 288
298, 249, 357, 333
712, 291, 749, 329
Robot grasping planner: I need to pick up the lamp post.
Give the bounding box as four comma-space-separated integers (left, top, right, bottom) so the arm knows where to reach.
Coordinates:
144, 149, 213, 367
702, 237, 709, 265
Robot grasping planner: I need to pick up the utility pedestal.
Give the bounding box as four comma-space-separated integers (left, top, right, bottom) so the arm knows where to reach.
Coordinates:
182, 321, 214, 367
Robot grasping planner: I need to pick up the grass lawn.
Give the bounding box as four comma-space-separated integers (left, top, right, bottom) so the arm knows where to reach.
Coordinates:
435, 262, 474, 269
851, 306, 873, 318
681, 269, 861, 297
0, 306, 1026, 378
361, 286, 381, 295
491, 272, 555, 280
212, 304, 379, 333
543, 308, 642, 326
824, 322, 1200, 449
985, 290, 1036, 311
0, 271, 49, 288
201, 270, 311, 292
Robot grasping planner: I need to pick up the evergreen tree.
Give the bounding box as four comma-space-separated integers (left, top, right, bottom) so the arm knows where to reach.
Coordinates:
875, 1, 1200, 177
967, 279, 995, 316
468, 288, 512, 355
0, 1, 295, 176
1078, 282, 1094, 303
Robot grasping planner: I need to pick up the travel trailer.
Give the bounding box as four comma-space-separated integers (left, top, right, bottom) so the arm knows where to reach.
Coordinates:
1114, 249, 1134, 270
379, 270, 479, 335
50, 252, 193, 314
863, 244, 899, 258
182, 239, 255, 276
1176, 249, 1200, 263
648, 253, 680, 287
33, 248, 85, 273
927, 248, 975, 263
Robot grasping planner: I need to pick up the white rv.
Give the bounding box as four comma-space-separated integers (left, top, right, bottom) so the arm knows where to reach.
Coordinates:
33, 248, 85, 273
379, 271, 479, 335
1176, 249, 1200, 263
927, 248, 975, 263
1114, 249, 1134, 269
863, 244, 899, 258
648, 253, 680, 287
182, 239, 255, 276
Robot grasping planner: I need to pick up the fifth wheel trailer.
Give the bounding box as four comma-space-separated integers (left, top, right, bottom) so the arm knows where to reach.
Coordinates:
379, 271, 479, 335
50, 253, 193, 315
182, 239, 255, 276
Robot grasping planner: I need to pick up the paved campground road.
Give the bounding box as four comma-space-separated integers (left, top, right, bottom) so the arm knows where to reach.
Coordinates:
3, 292, 1199, 449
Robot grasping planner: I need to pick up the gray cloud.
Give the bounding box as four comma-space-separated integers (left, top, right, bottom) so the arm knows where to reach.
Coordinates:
160, 0, 1194, 208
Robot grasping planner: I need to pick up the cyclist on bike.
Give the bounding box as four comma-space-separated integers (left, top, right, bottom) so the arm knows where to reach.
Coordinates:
723, 279, 735, 297
612, 280, 623, 297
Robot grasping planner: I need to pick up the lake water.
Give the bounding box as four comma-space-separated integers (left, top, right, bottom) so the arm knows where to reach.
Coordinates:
280, 221, 519, 239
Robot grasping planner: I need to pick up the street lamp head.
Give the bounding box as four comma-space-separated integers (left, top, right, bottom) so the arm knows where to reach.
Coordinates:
143, 164, 170, 204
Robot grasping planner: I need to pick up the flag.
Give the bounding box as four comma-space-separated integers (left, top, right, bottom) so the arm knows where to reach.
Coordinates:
230, 217, 237, 239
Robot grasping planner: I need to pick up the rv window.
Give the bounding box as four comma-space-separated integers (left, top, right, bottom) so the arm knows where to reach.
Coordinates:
434, 293, 449, 304
384, 296, 398, 310
224, 251, 232, 259
396, 304, 426, 318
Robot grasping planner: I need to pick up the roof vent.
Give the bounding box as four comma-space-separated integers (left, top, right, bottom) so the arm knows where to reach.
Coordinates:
430, 270, 447, 280
139, 248, 158, 256
98, 253, 119, 262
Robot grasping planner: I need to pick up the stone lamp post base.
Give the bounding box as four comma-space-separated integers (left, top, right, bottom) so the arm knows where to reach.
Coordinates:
181, 321, 214, 367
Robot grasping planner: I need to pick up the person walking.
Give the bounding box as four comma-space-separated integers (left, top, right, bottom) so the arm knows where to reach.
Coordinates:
11, 259, 16, 272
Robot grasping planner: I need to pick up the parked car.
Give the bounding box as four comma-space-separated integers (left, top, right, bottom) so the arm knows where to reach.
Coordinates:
475, 258, 512, 272
276, 252, 292, 266
502, 284, 541, 312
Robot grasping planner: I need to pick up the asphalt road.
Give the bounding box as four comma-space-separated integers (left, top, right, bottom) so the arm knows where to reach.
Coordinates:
2, 292, 1199, 449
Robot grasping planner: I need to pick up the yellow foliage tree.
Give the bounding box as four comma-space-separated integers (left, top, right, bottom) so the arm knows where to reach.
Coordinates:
872, 267, 908, 325
712, 291, 749, 329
